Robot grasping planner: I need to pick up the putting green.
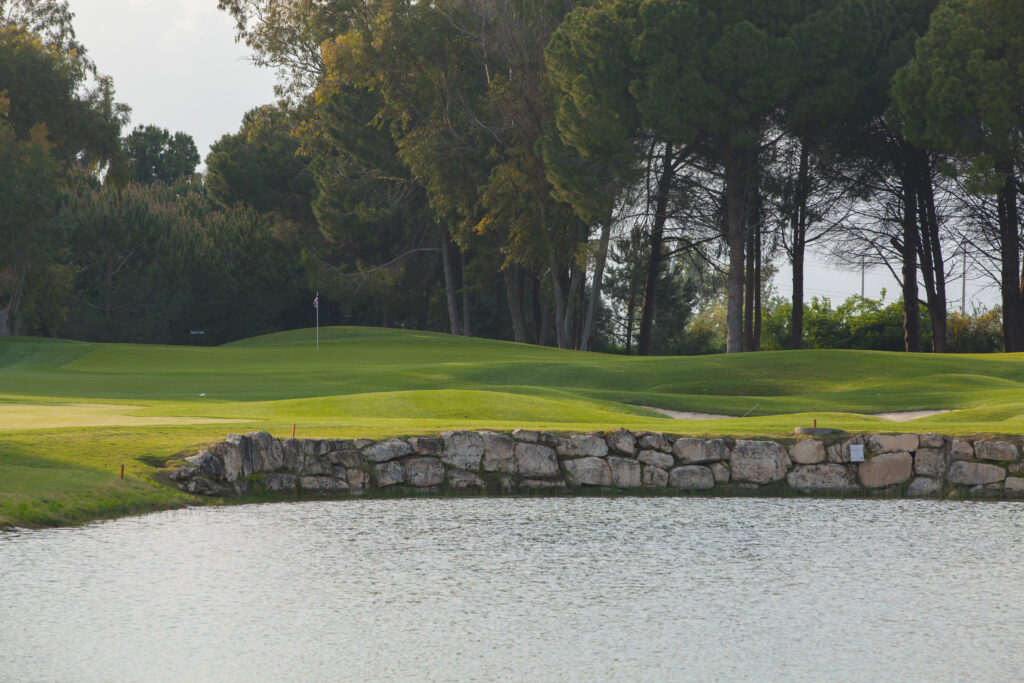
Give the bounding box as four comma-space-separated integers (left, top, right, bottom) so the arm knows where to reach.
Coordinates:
3, 326, 1024, 528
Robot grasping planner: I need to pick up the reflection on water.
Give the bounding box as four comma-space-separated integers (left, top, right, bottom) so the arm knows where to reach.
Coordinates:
2, 498, 1023, 682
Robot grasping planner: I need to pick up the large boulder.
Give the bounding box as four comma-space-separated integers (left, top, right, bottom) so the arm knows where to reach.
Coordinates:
346, 469, 369, 492
557, 434, 608, 458
448, 470, 485, 490
1004, 477, 1024, 496
907, 477, 940, 497
441, 431, 484, 470
299, 476, 347, 492
514, 443, 559, 478
185, 450, 223, 480
668, 466, 714, 490
673, 438, 729, 465
408, 437, 442, 456
363, 439, 413, 464
868, 433, 919, 454
326, 449, 364, 468
213, 434, 246, 481
247, 431, 284, 471
607, 456, 641, 488
789, 440, 825, 465
919, 433, 944, 448
182, 477, 228, 496
373, 461, 405, 487
827, 436, 865, 464
786, 464, 858, 494
914, 448, 947, 478
404, 457, 444, 487
637, 433, 672, 453
730, 440, 791, 484
262, 473, 298, 492
638, 450, 674, 470
858, 452, 913, 488
709, 462, 730, 484
642, 465, 668, 488
606, 429, 637, 456
480, 431, 516, 473
948, 461, 1006, 486
974, 441, 1020, 462
950, 440, 974, 461
564, 457, 613, 486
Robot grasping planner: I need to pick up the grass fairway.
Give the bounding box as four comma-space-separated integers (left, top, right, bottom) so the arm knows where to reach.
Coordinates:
4, 326, 1024, 527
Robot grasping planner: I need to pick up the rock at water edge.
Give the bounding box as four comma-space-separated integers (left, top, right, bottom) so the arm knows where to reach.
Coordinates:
448, 470, 485, 490
480, 431, 515, 474
858, 452, 913, 488
974, 441, 1020, 462
638, 450, 674, 470
405, 457, 444, 487
557, 434, 608, 458
373, 461, 405, 487
786, 464, 858, 493
668, 466, 714, 491
606, 429, 637, 456
948, 461, 1005, 486
607, 456, 641, 488
441, 431, 484, 470
363, 439, 412, 464
514, 443, 559, 478
730, 440, 791, 484
564, 457, 612, 486
642, 465, 668, 488
907, 477, 940, 497
789, 440, 825, 465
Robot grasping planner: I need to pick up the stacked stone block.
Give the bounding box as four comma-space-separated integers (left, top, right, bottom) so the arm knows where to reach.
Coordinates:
172, 429, 1024, 500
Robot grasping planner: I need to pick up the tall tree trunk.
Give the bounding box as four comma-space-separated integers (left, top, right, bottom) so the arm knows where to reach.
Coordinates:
637, 142, 674, 356
898, 153, 921, 353
440, 232, 461, 335
460, 249, 471, 337
504, 266, 528, 343
625, 291, 636, 354
790, 142, 810, 350
753, 218, 762, 351
581, 216, 612, 351
996, 163, 1024, 351
743, 227, 755, 352
723, 143, 753, 354
914, 151, 947, 352
537, 289, 552, 347
562, 264, 583, 350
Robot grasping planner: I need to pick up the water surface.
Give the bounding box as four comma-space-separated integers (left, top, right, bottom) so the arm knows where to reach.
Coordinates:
2, 497, 1022, 681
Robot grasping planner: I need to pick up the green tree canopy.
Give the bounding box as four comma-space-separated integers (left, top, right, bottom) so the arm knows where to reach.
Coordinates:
121, 124, 200, 185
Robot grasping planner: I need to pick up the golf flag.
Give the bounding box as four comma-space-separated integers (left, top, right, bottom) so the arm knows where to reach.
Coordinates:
313, 294, 318, 309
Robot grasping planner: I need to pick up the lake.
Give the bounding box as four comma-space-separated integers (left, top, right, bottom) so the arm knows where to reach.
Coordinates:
2, 497, 1023, 681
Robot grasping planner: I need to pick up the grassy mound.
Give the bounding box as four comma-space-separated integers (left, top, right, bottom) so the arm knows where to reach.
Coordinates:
3, 326, 1024, 527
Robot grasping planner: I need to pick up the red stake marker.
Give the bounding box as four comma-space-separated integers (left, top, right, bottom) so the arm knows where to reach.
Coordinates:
814, 419, 817, 428
120, 464, 124, 480
292, 423, 296, 437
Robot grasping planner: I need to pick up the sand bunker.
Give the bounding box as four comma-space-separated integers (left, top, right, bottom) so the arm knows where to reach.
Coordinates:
642, 406, 734, 420
870, 409, 952, 422
642, 405, 953, 423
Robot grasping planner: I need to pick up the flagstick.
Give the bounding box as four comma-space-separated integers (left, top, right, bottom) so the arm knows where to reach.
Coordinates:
316, 291, 319, 351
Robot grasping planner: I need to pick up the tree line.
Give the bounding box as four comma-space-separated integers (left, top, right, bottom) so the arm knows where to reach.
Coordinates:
3, 0, 1022, 353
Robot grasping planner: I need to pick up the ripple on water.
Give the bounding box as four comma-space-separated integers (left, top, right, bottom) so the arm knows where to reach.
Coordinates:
2, 497, 1024, 682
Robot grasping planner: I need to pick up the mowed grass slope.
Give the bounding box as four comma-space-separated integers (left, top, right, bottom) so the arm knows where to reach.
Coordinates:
4, 326, 1024, 527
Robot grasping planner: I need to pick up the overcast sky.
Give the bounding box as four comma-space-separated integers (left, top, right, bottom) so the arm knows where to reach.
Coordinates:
71, 0, 277, 166
67, 1, 998, 311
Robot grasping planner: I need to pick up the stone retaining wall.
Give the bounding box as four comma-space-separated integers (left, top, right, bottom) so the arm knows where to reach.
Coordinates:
170, 429, 1024, 500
